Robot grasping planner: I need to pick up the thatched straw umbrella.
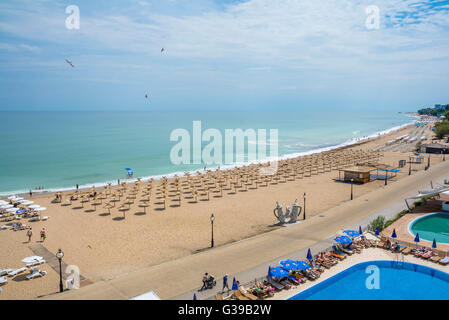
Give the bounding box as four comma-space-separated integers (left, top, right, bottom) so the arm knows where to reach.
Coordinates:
103, 202, 114, 215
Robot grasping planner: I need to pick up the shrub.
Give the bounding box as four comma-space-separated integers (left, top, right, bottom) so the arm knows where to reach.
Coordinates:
368, 216, 386, 232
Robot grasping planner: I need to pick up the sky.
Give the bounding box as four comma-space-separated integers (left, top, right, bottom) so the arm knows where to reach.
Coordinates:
0, 0, 448, 112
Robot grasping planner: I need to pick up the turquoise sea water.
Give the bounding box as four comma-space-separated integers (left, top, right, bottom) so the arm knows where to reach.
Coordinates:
289, 261, 449, 300
410, 213, 449, 244
0, 110, 414, 195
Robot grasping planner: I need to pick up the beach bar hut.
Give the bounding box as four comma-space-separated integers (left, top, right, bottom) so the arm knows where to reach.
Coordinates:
338, 166, 375, 184
419, 143, 449, 154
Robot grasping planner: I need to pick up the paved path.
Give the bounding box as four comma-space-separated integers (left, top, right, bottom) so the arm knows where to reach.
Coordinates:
44, 160, 449, 300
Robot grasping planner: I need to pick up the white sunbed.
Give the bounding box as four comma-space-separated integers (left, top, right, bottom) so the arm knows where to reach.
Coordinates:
42, 216, 49, 221
0, 269, 13, 277
0, 225, 9, 230
439, 257, 449, 265
7, 267, 27, 277
0, 276, 7, 286
26, 269, 47, 280
26, 259, 46, 268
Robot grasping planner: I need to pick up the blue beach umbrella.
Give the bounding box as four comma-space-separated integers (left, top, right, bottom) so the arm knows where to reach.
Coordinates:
375, 227, 380, 236
343, 230, 359, 237
193, 293, 197, 300
432, 238, 437, 249
294, 261, 311, 271
267, 266, 273, 279
414, 233, 420, 243
232, 277, 238, 290
334, 236, 352, 244
269, 267, 289, 278
306, 248, 313, 261
391, 229, 397, 238
279, 260, 298, 272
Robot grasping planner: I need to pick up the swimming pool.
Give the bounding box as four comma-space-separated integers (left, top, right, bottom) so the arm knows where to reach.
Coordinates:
409, 212, 449, 244
288, 261, 449, 300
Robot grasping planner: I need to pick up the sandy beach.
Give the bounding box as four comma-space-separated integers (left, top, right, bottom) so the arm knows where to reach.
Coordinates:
0, 122, 442, 299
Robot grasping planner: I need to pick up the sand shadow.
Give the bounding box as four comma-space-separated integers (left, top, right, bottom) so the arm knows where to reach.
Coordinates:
98, 213, 111, 217
72, 206, 83, 210
61, 204, 71, 207
154, 208, 166, 211
112, 217, 125, 221
84, 209, 95, 213
169, 204, 180, 208
187, 201, 198, 204
12, 274, 29, 282
134, 212, 146, 216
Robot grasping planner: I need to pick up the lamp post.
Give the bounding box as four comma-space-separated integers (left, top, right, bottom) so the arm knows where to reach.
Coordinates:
210, 213, 215, 248
303, 193, 306, 220
385, 170, 388, 186
428, 155, 430, 169
56, 248, 64, 293
350, 179, 354, 200
409, 157, 412, 175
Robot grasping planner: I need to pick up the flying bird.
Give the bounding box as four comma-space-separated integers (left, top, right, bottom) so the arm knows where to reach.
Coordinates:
65, 59, 75, 67
161, 48, 165, 53
145, 94, 148, 99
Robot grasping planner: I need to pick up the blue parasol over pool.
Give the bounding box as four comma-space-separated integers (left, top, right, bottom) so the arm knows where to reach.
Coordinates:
294, 261, 311, 271
343, 230, 359, 237
279, 260, 298, 271
432, 238, 437, 249
269, 266, 289, 278
306, 248, 313, 261
414, 233, 420, 243
391, 229, 397, 238
334, 236, 352, 244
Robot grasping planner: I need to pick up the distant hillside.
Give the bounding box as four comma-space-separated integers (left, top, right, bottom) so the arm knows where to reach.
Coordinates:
418, 104, 449, 117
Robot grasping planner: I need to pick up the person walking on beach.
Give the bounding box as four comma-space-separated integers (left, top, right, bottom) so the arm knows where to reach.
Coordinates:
29, 190, 32, 197
76, 184, 79, 191
222, 273, 229, 292
40, 228, 46, 242
26, 228, 32, 243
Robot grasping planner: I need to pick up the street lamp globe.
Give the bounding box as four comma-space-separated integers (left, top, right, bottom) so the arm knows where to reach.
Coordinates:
210, 213, 215, 223
56, 248, 64, 260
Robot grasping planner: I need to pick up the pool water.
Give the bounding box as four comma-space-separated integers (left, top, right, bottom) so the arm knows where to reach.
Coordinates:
410, 212, 449, 244
289, 261, 449, 300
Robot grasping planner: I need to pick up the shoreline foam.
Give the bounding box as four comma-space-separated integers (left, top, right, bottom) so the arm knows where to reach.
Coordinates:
0, 116, 418, 198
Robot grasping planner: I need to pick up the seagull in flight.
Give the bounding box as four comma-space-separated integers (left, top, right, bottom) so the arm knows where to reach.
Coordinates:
145, 94, 149, 99
65, 59, 75, 67
161, 48, 165, 53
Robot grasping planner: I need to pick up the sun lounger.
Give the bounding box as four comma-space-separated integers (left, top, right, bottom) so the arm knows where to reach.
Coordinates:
336, 244, 353, 255
233, 289, 250, 300
26, 259, 45, 268
330, 251, 346, 260
401, 247, 412, 255
439, 257, 449, 265
42, 216, 49, 221
431, 255, 442, 263
26, 269, 47, 280
268, 277, 284, 290
0, 269, 13, 276
239, 287, 258, 300
0, 276, 7, 286
7, 267, 27, 277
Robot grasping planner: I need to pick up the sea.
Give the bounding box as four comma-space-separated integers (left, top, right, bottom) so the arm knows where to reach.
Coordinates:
0, 110, 416, 196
